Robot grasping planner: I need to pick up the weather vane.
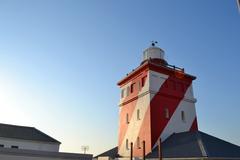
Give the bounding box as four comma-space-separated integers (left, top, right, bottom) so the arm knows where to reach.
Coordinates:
151, 41, 158, 47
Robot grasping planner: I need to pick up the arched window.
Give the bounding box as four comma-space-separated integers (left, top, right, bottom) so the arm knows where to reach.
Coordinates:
126, 139, 129, 150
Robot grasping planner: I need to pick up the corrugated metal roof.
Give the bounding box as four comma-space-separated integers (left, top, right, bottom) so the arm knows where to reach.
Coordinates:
0, 123, 60, 143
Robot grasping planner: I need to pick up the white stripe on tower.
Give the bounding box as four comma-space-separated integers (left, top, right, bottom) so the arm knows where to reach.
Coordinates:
119, 71, 168, 156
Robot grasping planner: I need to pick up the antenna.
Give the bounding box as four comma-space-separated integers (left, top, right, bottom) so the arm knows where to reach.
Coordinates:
151, 41, 158, 47
81, 145, 89, 154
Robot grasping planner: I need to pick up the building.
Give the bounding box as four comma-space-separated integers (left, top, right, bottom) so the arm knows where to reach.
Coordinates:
96, 43, 240, 160
0, 123, 92, 160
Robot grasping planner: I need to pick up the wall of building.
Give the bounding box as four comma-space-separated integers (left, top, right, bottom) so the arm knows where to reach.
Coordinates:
0, 137, 59, 152
0, 148, 92, 160
148, 69, 198, 148
118, 70, 150, 157
118, 66, 198, 157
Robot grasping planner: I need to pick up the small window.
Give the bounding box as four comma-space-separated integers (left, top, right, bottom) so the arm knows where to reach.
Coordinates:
142, 76, 147, 87
0, 144, 4, 148
126, 113, 129, 124
11, 146, 19, 149
121, 89, 125, 98
126, 86, 130, 96
137, 109, 140, 120
131, 83, 136, 93
164, 107, 169, 119
181, 111, 186, 122
137, 137, 141, 149
126, 139, 129, 150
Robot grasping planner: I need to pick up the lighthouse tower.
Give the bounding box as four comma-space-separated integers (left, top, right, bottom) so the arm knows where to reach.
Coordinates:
117, 43, 198, 157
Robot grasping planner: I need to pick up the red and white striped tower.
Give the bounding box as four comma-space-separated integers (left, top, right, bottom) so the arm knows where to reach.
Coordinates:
117, 44, 198, 157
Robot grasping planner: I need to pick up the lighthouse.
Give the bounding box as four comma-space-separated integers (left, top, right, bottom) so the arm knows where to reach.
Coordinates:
117, 43, 198, 157
96, 44, 240, 160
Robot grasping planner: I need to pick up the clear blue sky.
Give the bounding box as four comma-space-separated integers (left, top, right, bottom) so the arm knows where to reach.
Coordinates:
0, 0, 240, 155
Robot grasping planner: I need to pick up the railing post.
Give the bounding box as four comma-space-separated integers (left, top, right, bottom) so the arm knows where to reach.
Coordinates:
158, 138, 162, 160
130, 142, 133, 160
142, 141, 145, 160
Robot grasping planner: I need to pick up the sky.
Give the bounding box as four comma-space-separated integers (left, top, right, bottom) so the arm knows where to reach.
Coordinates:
0, 0, 240, 156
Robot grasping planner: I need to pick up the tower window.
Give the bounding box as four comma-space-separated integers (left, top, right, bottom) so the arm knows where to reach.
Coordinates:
164, 107, 169, 119
126, 139, 129, 150
131, 83, 136, 93
137, 109, 140, 120
181, 111, 186, 122
121, 89, 125, 98
142, 76, 147, 87
126, 113, 129, 124
137, 137, 141, 149
127, 86, 130, 96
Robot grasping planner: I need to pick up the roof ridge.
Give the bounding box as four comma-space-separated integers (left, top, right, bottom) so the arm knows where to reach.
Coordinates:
196, 131, 208, 157
0, 123, 61, 143
0, 123, 34, 129
199, 131, 240, 148
34, 128, 61, 144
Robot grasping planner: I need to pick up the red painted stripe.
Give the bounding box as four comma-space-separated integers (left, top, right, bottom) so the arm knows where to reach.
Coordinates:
150, 76, 192, 147
134, 76, 193, 156
190, 117, 198, 131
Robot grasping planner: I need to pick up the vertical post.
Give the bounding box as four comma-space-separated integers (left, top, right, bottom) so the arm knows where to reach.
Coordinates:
142, 141, 145, 160
130, 142, 133, 160
158, 138, 162, 160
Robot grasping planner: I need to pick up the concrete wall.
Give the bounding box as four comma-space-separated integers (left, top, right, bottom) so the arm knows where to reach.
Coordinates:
0, 137, 59, 152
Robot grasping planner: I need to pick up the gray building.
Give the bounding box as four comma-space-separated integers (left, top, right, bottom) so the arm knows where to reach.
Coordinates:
0, 123, 92, 160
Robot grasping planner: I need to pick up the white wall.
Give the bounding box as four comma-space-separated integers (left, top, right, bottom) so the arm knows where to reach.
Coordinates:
0, 137, 59, 152
0, 148, 92, 160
